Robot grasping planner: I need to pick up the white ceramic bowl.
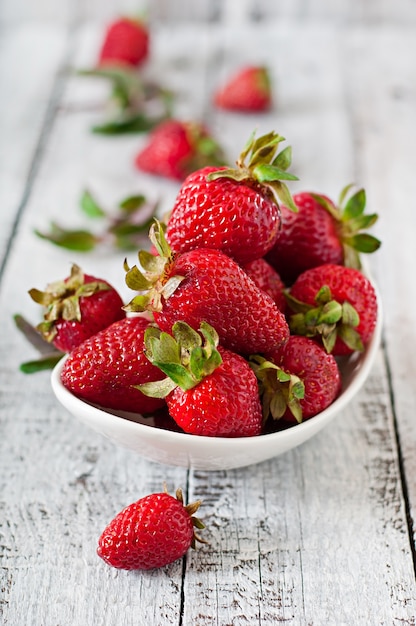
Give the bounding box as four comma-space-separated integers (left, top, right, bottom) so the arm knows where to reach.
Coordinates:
50, 286, 382, 471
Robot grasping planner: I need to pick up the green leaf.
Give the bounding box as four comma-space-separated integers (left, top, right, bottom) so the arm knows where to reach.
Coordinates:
322, 328, 337, 353
119, 194, 147, 212
346, 233, 382, 253
91, 114, 162, 135
80, 189, 106, 218
271, 181, 299, 213
317, 300, 343, 325
272, 146, 292, 171
343, 188, 366, 220
338, 183, 355, 206
19, 353, 64, 374
337, 324, 364, 352
348, 213, 378, 231
34, 224, 98, 252
152, 362, 196, 390
124, 264, 153, 290
252, 163, 299, 183
342, 301, 360, 327
147, 332, 181, 366
137, 377, 178, 398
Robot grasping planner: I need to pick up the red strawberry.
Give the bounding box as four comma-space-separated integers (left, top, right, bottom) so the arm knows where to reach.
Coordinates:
214, 66, 272, 112
266, 186, 381, 284
134, 119, 225, 181
140, 321, 262, 437
251, 335, 341, 425
97, 487, 204, 570
286, 264, 378, 356
242, 258, 286, 312
60, 316, 166, 414
29, 264, 125, 353
98, 17, 149, 68
165, 130, 298, 265
124, 221, 290, 356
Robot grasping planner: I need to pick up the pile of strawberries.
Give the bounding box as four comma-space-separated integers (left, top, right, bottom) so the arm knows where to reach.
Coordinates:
29, 130, 380, 440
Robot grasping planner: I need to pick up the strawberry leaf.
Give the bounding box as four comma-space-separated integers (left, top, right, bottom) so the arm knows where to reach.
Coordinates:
253, 163, 299, 183
342, 188, 366, 219
119, 194, 147, 212
271, 181, 299, 213
80, 189, 106, 218
272, 146, 292, 171
34, 224, 98, 252
91, 113, 162, 135
346, 233, 381, 253
19, 353, 64, 374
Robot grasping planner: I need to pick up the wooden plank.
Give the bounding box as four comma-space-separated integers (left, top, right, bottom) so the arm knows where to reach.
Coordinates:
341, 26, 416, 545
1, 17, 416, 626
0, 23, 69, 270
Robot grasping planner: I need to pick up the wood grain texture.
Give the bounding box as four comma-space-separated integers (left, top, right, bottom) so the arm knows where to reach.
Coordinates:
1, 11, 416, 626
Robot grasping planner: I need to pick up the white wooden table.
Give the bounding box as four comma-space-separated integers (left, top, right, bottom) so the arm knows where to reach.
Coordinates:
1, 3, 416, 624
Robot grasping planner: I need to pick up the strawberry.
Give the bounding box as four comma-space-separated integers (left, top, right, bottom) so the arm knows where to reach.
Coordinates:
134, 119, 226, 181
97, 487, 205, 570
139, 321, 263, 437
251, 335, 341, 425
165, 130, 298, 265
242, 258, 286, 312
124, 221, 290, 356
98, 17, 149, 68
286, 264, 378, 356
29, 264, 125, 353
266, 185, 381, 284
60, 316, 166, 414
214, 66, 272, 112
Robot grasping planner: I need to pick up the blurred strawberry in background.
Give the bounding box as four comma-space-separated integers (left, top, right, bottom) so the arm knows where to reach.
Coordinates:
214, 66, 272, 112
98, 17, 150, 68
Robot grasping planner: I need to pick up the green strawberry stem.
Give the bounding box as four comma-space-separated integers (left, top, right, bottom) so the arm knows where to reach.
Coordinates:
285, 285, 364, 353
138, 321, 223, 398
29, 264, 111, 343
250, 354, 305, 424
206, 130, 299, 212
311, 185, 381, 269
171, 486, 206, 547
124, 220, 184, 313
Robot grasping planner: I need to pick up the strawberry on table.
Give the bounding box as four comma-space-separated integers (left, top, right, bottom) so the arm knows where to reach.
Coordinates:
60, 316, 166, 414
97, 487, 205, 570
251, 335, 341, 425
266, 185, 381, 285
214, 66, 272, 112
29, 263, 125, 353
165, 130, 298, 265
286, 263, 378, 356
124, 221, 290, 356
98, 16, 150, 68
139, 321, 263, 437
134, 119, 226, 181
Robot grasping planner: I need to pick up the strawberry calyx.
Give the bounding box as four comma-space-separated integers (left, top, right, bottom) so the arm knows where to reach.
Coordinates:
28, 264, 111, 343
170, 486, 206, 548
124, 220, 185, 312
285, 285, 364, 353
311, 184, 381, 269
137, 321, 223, 398
249, 354, 305, 424
206, 130, 299, 212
